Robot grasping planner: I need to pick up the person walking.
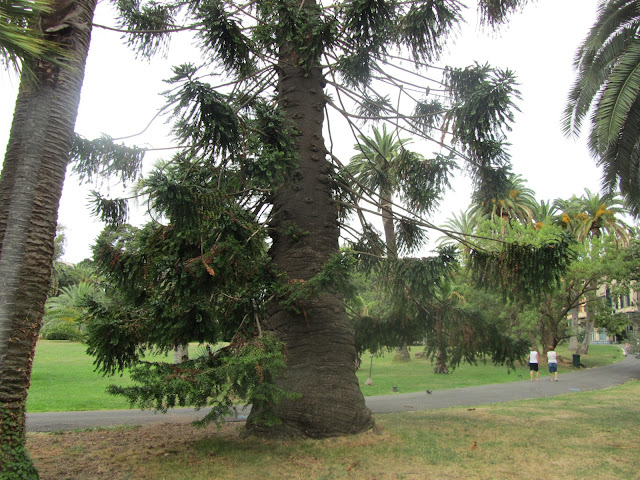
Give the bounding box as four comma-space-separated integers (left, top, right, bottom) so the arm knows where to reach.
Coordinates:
529, 347, 539, 381
547, 346, 558, 382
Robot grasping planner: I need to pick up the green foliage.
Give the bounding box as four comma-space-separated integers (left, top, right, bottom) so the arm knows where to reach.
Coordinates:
477, 0, 530, 27
0, 0, 57, 74
41, 283, 98, 341
563, 0, 640, 217
343, 0, 395, 54
470, 174, 537, 223
70, 134, 145, 186
282, 222, 309, 242
469, 228, 576, 302
40, 321, 84, 341
345, 126, 457, 256
553, 188, 631, 245
413, 98, 445, 135
622, 238, 640, 281
445, 63, 520, 161
107, 335, 295, 427
0, 406, 38, 480
274, 250, 359, 316
90, 193, 130, 226
356, 94, 393, 121
116, 0, 177, 58
195, 0, 255, 78
398, 0, 463, 62
165, 64, 241, 157
350, 246, 530, 369
255, 0, 336, 71
352, 248, 458, 353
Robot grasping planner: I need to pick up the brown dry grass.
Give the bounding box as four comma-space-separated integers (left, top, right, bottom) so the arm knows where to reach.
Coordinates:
27, 381, 640, 480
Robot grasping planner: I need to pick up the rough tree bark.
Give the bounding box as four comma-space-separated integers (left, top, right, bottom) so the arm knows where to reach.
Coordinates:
245, 14, 373, 437
0, 0, 96, 471
433, 319, 449, 374
576, 310, 594, 355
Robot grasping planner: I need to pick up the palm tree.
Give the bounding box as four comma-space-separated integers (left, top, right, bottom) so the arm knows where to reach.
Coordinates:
0, 0, 97, 473
41, 283, 98, 340
348, 125, 409, 258
563, 0, 640, 217
470, 174, 537, 225
575, 189, 630, 243
531, 200, 559, 229
0, 0, 57, 73
429, 282, 466, 374
438, 209, 478, 261
347, 125, 452, 258
554, 189, 631, 245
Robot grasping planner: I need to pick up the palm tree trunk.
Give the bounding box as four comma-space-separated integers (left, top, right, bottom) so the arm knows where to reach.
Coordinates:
245, 7, 372, 438
380, 189, 397, 258
0, 0, 97, 472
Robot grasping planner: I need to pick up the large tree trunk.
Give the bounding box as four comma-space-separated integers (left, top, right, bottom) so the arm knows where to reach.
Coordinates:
576, 312, 594, 355
0, 0, 96, 473
568, 308, 579, 351
394, 344, 411, 362
433, 349, 449, 374
433, 319, 448, 374
245, 11, 372, 438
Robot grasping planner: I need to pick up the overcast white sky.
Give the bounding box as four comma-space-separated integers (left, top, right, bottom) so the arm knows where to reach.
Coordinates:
0, 0, 610, 263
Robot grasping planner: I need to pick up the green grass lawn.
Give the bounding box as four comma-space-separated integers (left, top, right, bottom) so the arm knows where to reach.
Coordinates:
27, 381, 640, 480
27, 340, 626, 412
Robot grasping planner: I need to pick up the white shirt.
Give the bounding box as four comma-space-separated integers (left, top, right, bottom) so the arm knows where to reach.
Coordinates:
529, 351, 539, 363
547, 351, 558, 364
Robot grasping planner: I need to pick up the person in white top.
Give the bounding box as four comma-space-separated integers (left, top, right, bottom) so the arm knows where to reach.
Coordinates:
528, 348, 539, 381
547, 346, 558, 382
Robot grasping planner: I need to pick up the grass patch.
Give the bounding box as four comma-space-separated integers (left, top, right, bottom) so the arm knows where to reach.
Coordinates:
26, 380, 640, 480
28, 341, 136, 412
27, 341, 625, 412
28, 341, 178, 412
356, 343, 626, 396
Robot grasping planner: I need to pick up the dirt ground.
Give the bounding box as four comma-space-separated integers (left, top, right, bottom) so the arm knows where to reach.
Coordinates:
27, 422, 237, 480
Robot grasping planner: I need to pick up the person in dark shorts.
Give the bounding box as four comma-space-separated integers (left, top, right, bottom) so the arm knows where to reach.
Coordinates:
547, 346, 558, 381
529, 347, 539, 381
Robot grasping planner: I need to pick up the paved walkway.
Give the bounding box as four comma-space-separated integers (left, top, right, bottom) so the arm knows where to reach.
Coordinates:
26, 355, 640, 432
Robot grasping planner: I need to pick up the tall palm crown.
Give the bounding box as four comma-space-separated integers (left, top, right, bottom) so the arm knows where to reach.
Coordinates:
470, 174, 537, 224
438, 208, 477, 260
554, 189, 631, 244
563, 0, 640, 217
532, 199, 559, 229
348, 125, 408, 207
347, 125, 455, 256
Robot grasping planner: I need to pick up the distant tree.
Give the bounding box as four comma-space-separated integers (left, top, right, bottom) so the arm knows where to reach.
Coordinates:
346, 125, 453, 258
41, 283, 99, 341
470, 174, 537, 225
531, 200, 559, 229
554, 189, 631, 244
